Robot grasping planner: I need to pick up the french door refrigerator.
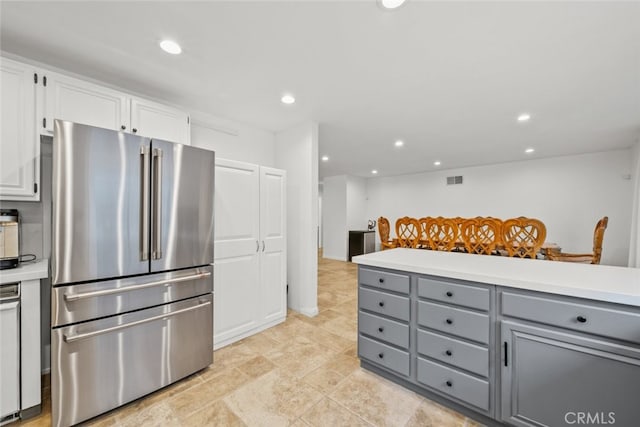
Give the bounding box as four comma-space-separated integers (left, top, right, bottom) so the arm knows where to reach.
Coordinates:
50, 120, 215, 427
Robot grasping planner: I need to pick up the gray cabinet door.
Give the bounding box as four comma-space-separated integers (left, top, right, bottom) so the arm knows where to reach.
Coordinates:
501, 321, 640, 427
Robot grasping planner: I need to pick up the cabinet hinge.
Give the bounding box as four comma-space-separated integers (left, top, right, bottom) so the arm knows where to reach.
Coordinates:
34, 73, 38, 84
43, 76, 47, 87
34, 183, 38, 194
43, 118, 47, 128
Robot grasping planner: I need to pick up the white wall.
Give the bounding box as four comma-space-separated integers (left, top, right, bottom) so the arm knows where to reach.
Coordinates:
322, 175, 347, 260
347, 176, 368, 230
275, 122, 319, 316
190, 111, 276, 166
629, 142, 640, 267
366, 150, 633, 266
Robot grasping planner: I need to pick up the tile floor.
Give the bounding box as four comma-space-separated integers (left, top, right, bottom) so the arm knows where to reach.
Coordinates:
18, 255, 481, 427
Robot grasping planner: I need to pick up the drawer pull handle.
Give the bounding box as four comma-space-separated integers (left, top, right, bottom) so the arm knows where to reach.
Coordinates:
378, 327, 384, 333
445, 318, 453, 325
379, 278, 385, 283
379, 301, 385, 307
446, 380, 453, 387
378, 353, 384, 359
446, 291, 453, 297
577, 315, 587, 323
445, 350, 452, 356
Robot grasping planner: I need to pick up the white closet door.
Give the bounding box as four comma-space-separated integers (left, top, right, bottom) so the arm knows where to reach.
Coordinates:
214, 159, 260, 346
259, 167, 287, 324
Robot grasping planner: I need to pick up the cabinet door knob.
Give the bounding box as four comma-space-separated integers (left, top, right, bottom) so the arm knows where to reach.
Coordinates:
445, 318, 453, 325
378, 327, 384, 333
132, 128, 138, 133
379, 278, 385, 283
445, 350, 452, 356
121, 125, 126, 130
577, 315, 587, 323
378, 301, 385, 307
446, 380, 453, 387
446, 291, 453, 297
378, 353, 384, 359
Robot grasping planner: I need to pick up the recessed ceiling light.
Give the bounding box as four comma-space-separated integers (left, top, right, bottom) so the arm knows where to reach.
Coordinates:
159, 40, 182, 55
321, 156, 329, 162
281, 94, 295, 104
379, 0, 406, 9
434, 161, 441, 166
394, 140, 404, 147
371, 170, 378, 174
525, 148, 535, 154
517, 113, 531, 122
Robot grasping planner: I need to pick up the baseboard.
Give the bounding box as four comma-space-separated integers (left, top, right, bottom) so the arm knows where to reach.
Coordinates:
321, 254, 347, 261
213, 315, 286, 350
298, 306, 319, 317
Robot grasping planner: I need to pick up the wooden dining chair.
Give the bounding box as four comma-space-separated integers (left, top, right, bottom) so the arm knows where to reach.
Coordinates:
547, 216, 608, 264
501, 217, 547, 258
461, 218, 500, 255
395, 217, 421, 248
425, 217, 459, 252
377, 216, 399, 250
418, 217, 433, 249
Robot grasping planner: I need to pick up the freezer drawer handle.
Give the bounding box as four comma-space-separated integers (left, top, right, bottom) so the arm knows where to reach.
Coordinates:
63, 300, 212, 343
63, 271, 212, 302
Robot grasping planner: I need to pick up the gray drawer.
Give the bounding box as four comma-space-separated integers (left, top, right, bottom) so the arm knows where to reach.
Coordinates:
359, 311, 409, 349
359, 267, 410, 295
418, 277, 490, 311
417, 357, 489, 411
417, 329, 489, 377
359, 335, 410, 377
359, 287, 410, 322
501, 291, 640, 345
418, 301, 489, 344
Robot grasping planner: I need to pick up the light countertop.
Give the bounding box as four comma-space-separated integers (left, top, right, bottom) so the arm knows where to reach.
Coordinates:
0, 259, 49, 285
352, 249, 640, 307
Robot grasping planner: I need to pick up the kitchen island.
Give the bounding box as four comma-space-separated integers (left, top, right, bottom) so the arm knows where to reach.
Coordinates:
352, 249, 640, 427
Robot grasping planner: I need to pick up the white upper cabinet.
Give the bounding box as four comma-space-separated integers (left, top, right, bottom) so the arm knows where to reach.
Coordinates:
41, 71, 190, 144
130, 98, 190, 145
44, 71, 129, 133
0, 58, 39, 201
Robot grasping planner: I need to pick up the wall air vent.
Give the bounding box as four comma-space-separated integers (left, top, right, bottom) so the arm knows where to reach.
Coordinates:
446, 176, 463, 185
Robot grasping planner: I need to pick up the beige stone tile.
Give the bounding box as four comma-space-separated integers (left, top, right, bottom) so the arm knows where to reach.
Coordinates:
465, 418, 487, 427
184, 400, 246, 426
118, 402, 179, 427
320, 316, 358, 341
302, 366, 346, 394
304, 326, 354, 352
296, 308, 343, 327
223, 370, 323, 426
237, 355, 276, 378
236, 333, 281, 354
322, 352, 360, 377
343, 345, 358, 358
265, 336, 338, 378
301, 397, 372, 427
405, 399, 467, 427
329, 370, 422, 426
211, 341, 261, 372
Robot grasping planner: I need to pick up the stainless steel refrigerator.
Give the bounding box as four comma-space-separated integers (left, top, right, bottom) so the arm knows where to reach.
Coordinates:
50, 120, 215, 427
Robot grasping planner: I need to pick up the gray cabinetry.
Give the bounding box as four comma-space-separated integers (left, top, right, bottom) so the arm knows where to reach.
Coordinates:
500, 321, 640, 427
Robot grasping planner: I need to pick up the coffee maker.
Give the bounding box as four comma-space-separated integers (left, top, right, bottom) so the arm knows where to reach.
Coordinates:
0, 209, 20, 269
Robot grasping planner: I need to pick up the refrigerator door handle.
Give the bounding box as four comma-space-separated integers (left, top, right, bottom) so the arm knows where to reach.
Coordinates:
152, 148, 163, 260
62, 300, 212, 343
140, 146, 150, 261
63, 271, 212, 302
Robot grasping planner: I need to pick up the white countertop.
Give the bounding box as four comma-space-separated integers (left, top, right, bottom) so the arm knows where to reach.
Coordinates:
352, 249, 640, 307
0, 259, 49, 285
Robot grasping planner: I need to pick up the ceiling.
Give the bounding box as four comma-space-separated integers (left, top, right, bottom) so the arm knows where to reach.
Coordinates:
1, 1, 639, 178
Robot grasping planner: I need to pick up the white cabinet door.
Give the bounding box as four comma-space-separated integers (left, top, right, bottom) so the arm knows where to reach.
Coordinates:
260, 167, 287, 324
0, 58, 38, 201
214, 159, 260, 347
44, 72, 129, 132
130, 98, 190, 145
